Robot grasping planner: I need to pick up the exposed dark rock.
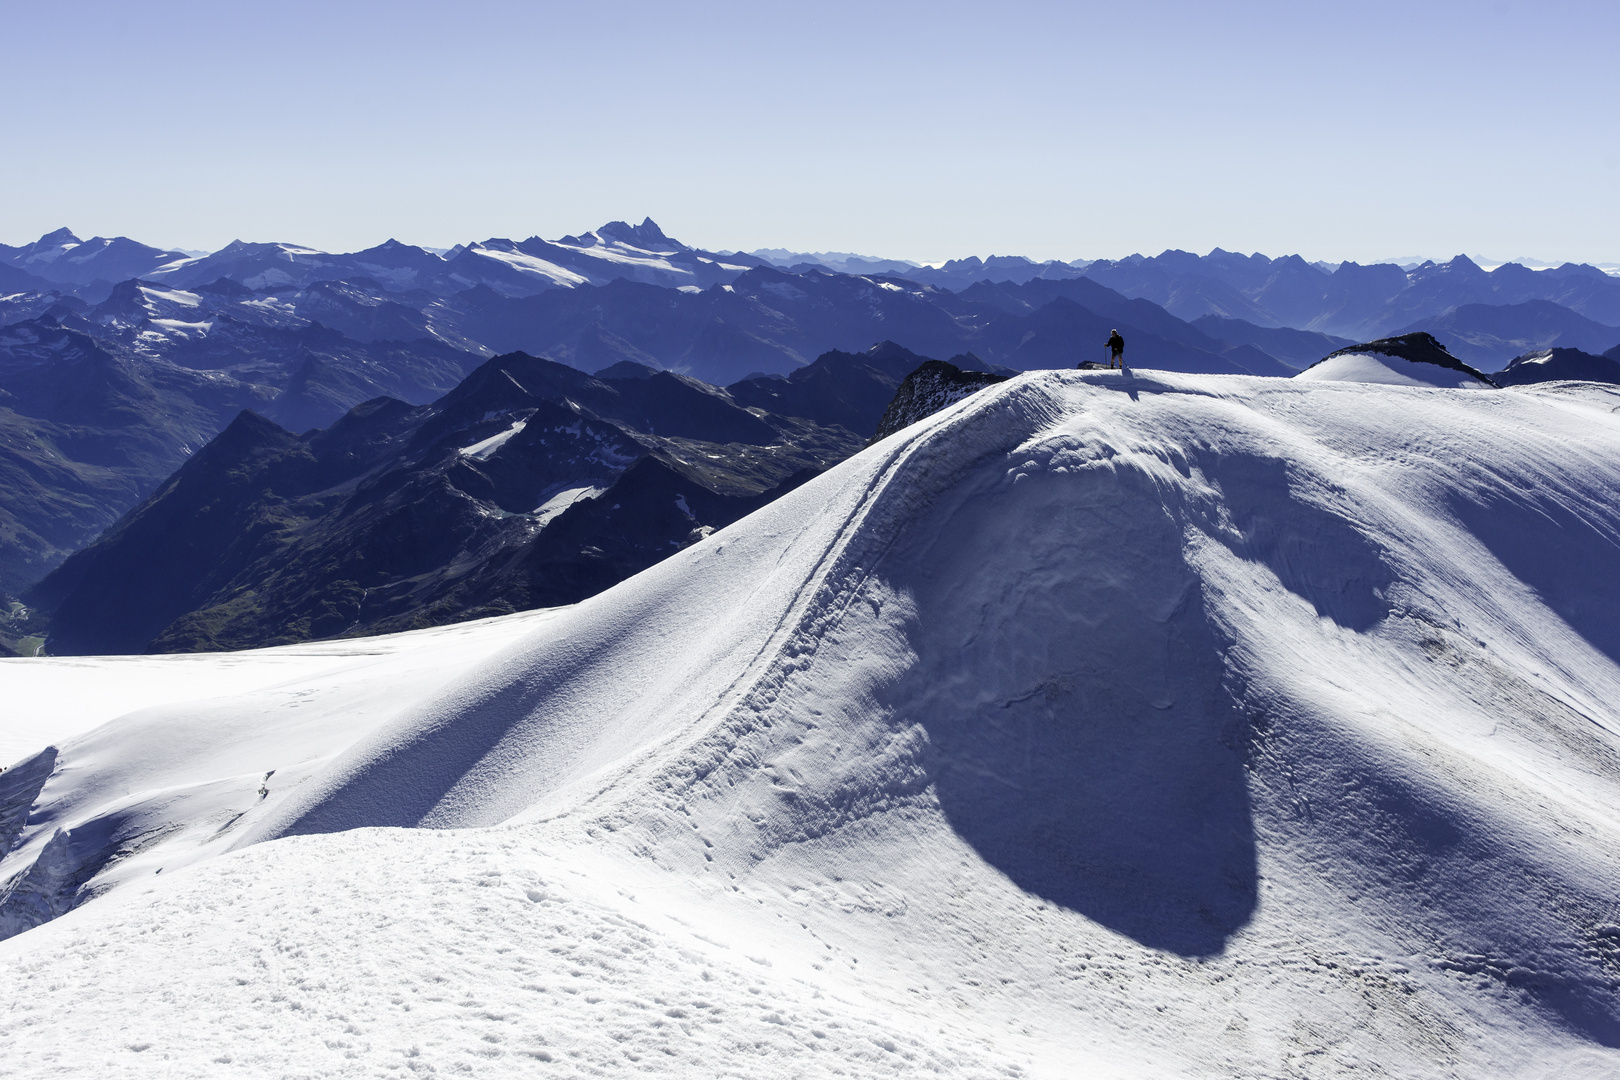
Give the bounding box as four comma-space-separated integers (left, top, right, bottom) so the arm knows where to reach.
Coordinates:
871, 357, 1010, 443
1311, 332, 1498, 386
1493, 347, 1620, 386
30, 349, 869, 655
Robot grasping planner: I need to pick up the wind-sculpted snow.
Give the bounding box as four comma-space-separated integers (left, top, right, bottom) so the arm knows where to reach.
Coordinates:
5, 370, 1620, 1077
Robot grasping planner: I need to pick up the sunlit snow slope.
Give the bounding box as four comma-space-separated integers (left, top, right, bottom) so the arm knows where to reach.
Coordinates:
1295, 351, 1493, 388
5, 370, 1620, 1078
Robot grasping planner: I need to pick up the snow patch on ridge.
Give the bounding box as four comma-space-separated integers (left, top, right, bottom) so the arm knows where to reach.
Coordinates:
137, 285, 201, 308
458, 418, 527, 460
464, 244, 590, 287
534, 484, 606, 524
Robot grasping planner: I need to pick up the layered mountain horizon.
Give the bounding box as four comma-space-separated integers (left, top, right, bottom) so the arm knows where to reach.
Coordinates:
8, 219, 1620, 333
3, 216, 1619, 653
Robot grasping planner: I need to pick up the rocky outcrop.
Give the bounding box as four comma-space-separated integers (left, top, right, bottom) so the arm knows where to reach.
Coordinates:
870, 357, 1009, 443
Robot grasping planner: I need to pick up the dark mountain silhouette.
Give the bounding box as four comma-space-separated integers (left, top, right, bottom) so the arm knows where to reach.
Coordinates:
433, 267, 1292, 384
1493, 347, 1620, 386
28, 347, 901, 654
0, 263, 59, 296
434, 268, 978, 383
1373, 258, 1620, 335
0, 317, 275, 592
725, 341, 941, 434
0, 297, 486, 591
946, 276, 1245, 354
1190, 315, 1354, 368
972, 296, 1292, 376
1393, 300, 1620, 368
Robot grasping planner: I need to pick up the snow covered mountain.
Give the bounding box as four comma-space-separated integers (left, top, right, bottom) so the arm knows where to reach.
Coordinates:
9, 226, 1620, 341
0, 228, 189, 288
135, 218, 767, 298
1295, 332, 1497, 388
5, 368, 1620, 1076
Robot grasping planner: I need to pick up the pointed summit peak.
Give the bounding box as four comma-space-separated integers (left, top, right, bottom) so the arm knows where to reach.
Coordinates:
596, 217, 685, 251
36, 227, 80, 248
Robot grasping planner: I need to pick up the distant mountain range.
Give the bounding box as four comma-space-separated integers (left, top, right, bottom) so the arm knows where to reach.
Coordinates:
1392, 300, 1620, 367
4, 218, 1619, 645
1494, 346, 1620, 387
1078, 250, 1620, 342
0, 219, 766, 299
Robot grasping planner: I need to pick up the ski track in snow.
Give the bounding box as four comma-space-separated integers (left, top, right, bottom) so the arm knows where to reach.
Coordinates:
5, 369, 1620, 1077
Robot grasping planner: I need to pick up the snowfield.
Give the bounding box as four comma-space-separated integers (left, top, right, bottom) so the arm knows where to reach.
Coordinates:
5, 369, 1620, 1077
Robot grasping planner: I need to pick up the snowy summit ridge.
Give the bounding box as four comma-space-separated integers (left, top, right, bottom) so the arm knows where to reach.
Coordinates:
5, 368, 1620, 1076
1296, 331, 1497, 388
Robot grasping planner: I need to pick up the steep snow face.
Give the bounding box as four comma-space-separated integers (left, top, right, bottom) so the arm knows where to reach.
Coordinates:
458, 417, 528, 459
137, 285, 201, 309
6, 371, 1620, 1077
1295, 350, 1494, 387
460, 243, 592, 287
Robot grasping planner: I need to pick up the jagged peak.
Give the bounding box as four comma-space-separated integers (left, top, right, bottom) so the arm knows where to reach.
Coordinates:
595, 217, 685, 251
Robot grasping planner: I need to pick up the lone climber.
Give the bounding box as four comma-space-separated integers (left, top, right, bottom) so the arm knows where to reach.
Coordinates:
1106, 329, 1125, 368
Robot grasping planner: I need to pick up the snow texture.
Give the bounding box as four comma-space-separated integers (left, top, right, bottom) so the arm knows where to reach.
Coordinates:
5, 369, 1620, 1077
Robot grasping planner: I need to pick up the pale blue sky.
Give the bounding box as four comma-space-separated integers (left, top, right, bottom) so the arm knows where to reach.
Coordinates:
1, 0, 1615, 263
